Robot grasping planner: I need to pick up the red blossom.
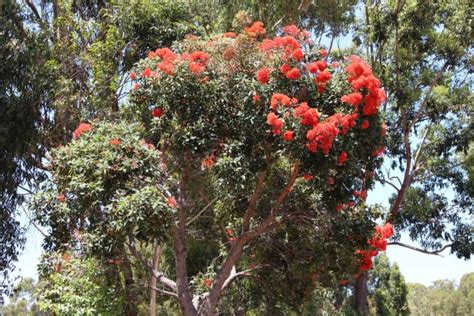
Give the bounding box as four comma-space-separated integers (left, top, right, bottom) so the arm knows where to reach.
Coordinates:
157, 61, 174, 75
109, 139, 121, 146
280, 63, 291, 74
303, 173, 314, 181
167, 197, 178, 208
152, 108, 164, 118
282, 25, 300, 36
130, 71, 137, 80
315, 70, 331, 84
307, 60, 327, 73
282, 130, 294, 141
203, 278, 213, 288
266, 112, 284, 135
360, 120, 369, 129
142, 67, 152, 78
270, 93, 292, 110
188, 51, 209, 74
341, 92, 363, 106
133, 83, 140, 90
57, 194, 65, 203
245, 21, 265, 37
202, 154, 215, 168
319, 49, 328, 57
73, 123, 92, 139
292, 48, 304, 61
224, 32, 237, 38
257, 67, 270, 84
286, 67, 300, 80
252, 94, 261, 104
337, 151, 348, 165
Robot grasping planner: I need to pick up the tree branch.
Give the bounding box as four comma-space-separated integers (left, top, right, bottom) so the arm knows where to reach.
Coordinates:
242, 170, 267, 232
151, 286, 179, 299
24, 0, 42, 22
409, 61, 449, 131
186, 197, 218, 226
388, 242, 452, 256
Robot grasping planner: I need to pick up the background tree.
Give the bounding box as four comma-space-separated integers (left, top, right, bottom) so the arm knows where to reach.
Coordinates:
0, 277, 47, 316
367, 253, 409, 315
407, 272, 474, 316
350, 0, 473, 312
0, 0, 200, 310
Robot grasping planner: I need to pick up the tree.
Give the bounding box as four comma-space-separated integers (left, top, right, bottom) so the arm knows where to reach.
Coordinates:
32, 22, 391, 315
368, 253, 409, 315
0, 0, 200, 308
350, 0, 473, 312
407, 272, 474, 316
0, 277, 47, 316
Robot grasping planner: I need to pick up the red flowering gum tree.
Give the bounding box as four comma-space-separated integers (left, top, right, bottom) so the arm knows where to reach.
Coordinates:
35, 23, 389, 315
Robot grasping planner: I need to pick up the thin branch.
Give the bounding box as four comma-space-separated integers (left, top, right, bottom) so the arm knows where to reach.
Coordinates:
412, 121, 433, 174
388, 242, 452, 256
126, 235, 177, 291
20, 205, 48, 237
409, 61, 449, 131
151, 286, 179, 299
24, 0, 42, 22
221, 265, 260, 292
186, 197, 218, 226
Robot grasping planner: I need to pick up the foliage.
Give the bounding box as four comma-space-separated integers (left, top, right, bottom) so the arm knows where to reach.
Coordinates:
0, 278, 48, 316
368, 254, 409, 315
407, 272, 474, 316
35, 253, 124, 315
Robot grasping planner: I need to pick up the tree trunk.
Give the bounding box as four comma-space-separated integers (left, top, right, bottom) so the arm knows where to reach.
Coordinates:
122, 257, 138, 316
354, 272, 369, 315
149, 243, 161, 316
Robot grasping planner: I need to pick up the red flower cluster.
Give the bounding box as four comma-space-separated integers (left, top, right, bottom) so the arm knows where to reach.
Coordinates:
340, 92, 363, 107
257, 67, 270, 84
260, 35, 300, 61
294, 103, 318, 126
335, 201, 355, 212
270, 93, 292, 110
167, 196, 178, 208
188, 51, 209, 74
286, 67, 300, 80
305, 114, 357, 155
109, 139, 121, 146
371, 146, 385, 157
283, 130, 294, 141
245, 21, 265, 37
343, 56, 386, 116
266, 112, 284, 135
307, 60, 327, 73
73, 123, 92, 139
152, 107, 164, 118
57, 194, 66, 203
223, 32, 237, 38
356, 223, 394, 271
201, 154, 215, 168
337, 151, 348, 165
142, 67, 152, 78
